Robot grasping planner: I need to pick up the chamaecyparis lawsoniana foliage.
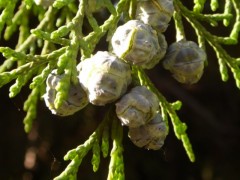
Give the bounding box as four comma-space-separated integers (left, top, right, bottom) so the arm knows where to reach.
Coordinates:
0, 0, 240, 179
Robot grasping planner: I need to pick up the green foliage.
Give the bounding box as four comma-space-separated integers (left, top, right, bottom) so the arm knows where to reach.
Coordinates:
54, 107, 113, 180
174, 0, 240, 87
0, 0, 240, 179
23, 87, 40, 133
107, 114, 124, 180
132, 66, 195, 162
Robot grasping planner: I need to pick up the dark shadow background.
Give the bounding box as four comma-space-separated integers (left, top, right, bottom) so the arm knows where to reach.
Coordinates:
1, 1, 240, 180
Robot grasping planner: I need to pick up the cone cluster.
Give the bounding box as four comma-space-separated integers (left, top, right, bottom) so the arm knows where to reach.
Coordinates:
43, 0, 205, 150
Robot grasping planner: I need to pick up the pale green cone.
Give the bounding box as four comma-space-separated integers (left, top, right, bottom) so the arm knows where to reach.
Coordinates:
128, 113, 168, 150
111, 20, 167, 69
136, 0, 174, 33
77, 51, 132, 106
163, 40, 206, 84
116, 86, 159, 128
44, 69, 89, 116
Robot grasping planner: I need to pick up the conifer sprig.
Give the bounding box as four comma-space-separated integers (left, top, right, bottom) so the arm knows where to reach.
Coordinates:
0, 0, 240, 179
